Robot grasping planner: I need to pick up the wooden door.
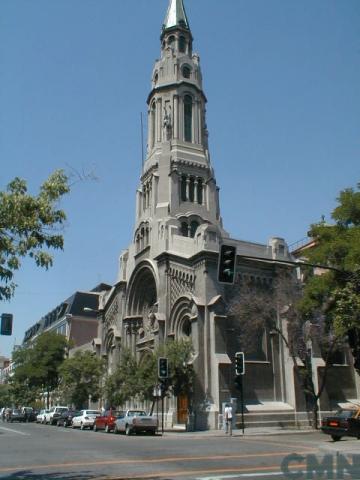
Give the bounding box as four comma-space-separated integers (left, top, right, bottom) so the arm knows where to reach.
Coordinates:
177, 394, 188, 424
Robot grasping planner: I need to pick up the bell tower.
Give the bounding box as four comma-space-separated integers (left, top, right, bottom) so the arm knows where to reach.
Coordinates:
134, 0, 224, 250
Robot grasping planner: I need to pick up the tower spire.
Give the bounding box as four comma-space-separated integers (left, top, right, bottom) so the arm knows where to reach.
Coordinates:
163, 0, 190, 31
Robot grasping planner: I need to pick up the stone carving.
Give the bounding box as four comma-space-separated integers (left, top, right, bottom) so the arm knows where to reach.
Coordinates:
105, 299, 118, 328
163, 105, 172, 140
168, 266, 195, 309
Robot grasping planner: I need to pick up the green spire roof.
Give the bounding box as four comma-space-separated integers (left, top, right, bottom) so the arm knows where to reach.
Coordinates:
163, 0, 190, 31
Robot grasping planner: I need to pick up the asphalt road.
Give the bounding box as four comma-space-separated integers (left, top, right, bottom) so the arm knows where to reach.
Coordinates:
0, 422, 359, 480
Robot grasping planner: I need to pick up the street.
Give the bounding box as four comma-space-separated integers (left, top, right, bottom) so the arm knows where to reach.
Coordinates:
0, 423, 359, 480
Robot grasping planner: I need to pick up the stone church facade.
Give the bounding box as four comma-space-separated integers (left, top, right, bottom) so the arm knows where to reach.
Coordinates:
96, 0, 359, 430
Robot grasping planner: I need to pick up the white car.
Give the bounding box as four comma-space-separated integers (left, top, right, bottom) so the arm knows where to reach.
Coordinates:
37, 409, 50, 423
43, 406, 68, 425
114, 410, 158, 435
72, 410, 100, 430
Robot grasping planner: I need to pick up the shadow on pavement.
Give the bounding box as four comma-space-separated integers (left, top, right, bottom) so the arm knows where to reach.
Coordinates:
0, 471, 99, 480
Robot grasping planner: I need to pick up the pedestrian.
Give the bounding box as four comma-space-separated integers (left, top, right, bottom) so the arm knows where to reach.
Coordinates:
224, 403, 233, 436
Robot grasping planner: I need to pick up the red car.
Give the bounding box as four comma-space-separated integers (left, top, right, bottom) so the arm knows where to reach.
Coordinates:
93, 410, 124, 433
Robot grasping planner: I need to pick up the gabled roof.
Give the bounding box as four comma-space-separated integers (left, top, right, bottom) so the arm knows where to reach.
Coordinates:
163, 0, 190, 31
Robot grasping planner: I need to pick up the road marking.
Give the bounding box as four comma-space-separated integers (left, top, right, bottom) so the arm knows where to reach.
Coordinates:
196, 472, 284, 479
0, 452, 313, 473
0, 426, 30, 436
95, 463, 308, 479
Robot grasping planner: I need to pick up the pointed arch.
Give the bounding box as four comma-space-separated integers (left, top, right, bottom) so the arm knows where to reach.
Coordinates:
126, 261, 158, 318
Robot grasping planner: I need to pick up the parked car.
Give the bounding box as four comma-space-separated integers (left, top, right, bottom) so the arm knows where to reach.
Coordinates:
37, 409, 50, 423
21, 407, 37, 422
56, 409, 82, 427
321, 407, 360, 441
114, 410, 158, 435
8, 408, 26, 423
72, 410, 101, 430
44, 406, 68, 425
93, 410, 124, 433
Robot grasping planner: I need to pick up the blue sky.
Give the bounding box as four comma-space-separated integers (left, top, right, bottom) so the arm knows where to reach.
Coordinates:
1, 0, 359, 358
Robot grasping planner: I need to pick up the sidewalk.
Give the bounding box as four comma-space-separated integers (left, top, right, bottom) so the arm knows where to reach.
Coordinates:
163, 425, 315, 437
163, 427, 360, 454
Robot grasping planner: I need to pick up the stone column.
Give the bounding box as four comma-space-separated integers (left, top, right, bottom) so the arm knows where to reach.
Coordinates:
194, 178, 198, 203
185, 176, 190, 201
192, 99, 195, 144
147, 108, 152, 152
197, 100, 202, 145
157, 98, 162, 143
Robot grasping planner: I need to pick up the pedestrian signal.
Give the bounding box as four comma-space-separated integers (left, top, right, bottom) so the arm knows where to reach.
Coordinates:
218, 244, 237, 284
235, 352, 245, 376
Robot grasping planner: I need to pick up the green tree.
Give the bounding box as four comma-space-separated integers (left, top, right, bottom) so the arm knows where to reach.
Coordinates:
104, 340, 194, 409
0, 384, 13, 408
299, 182, 360, 371
104, 349, 143, 407
0, 170, 70, 300
227, 271, 344, 429
161, 339, 194, 398
58, 351, 105, 409
10, 331, 68, 407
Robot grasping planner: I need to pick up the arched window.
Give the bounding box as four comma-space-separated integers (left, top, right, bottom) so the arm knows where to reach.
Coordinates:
154, 72, 158, 85
197, 178, 203, 204
181, 222, 188, 237
182, 65, 191, 79
179, 36, 186, 53
168, 35, 175, 46
190, 220, 199, 238
184, 95, 192, 142
182, 317, 192, 337
189, 177, 195, 202
181, 175, 187, 201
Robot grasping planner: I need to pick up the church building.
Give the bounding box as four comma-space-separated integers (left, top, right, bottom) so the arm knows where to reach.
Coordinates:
97, 0, 359, 430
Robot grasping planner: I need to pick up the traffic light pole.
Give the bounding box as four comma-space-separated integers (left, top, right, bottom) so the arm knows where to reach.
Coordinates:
236, 375, 245, 435
161, 381, 165, 436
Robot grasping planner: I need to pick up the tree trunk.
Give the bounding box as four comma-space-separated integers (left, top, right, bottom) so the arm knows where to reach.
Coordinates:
312, 401, 319, 429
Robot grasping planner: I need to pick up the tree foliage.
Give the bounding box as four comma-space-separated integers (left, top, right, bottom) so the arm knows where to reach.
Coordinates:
58, 351, 105, 409
227, 271, 343, 428
104, 340, 194, 408
0, 170, 70, 300
10, 331, 69, 407
0, 384, 12, 407
299, 182, 360, 370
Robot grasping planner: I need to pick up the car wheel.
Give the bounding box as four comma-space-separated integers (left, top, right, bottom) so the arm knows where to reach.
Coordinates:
105, 424, 110, 433
93, 423, 97, 432
331, 435, 342, 442
125, 424, 132, 436
150, 429, 156, 435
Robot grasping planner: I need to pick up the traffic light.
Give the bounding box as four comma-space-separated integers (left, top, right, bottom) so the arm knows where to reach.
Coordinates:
235, 352, 245, 376
158, 357, 168, 379
1, 313, 13, 336
218, 244, 237, 284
